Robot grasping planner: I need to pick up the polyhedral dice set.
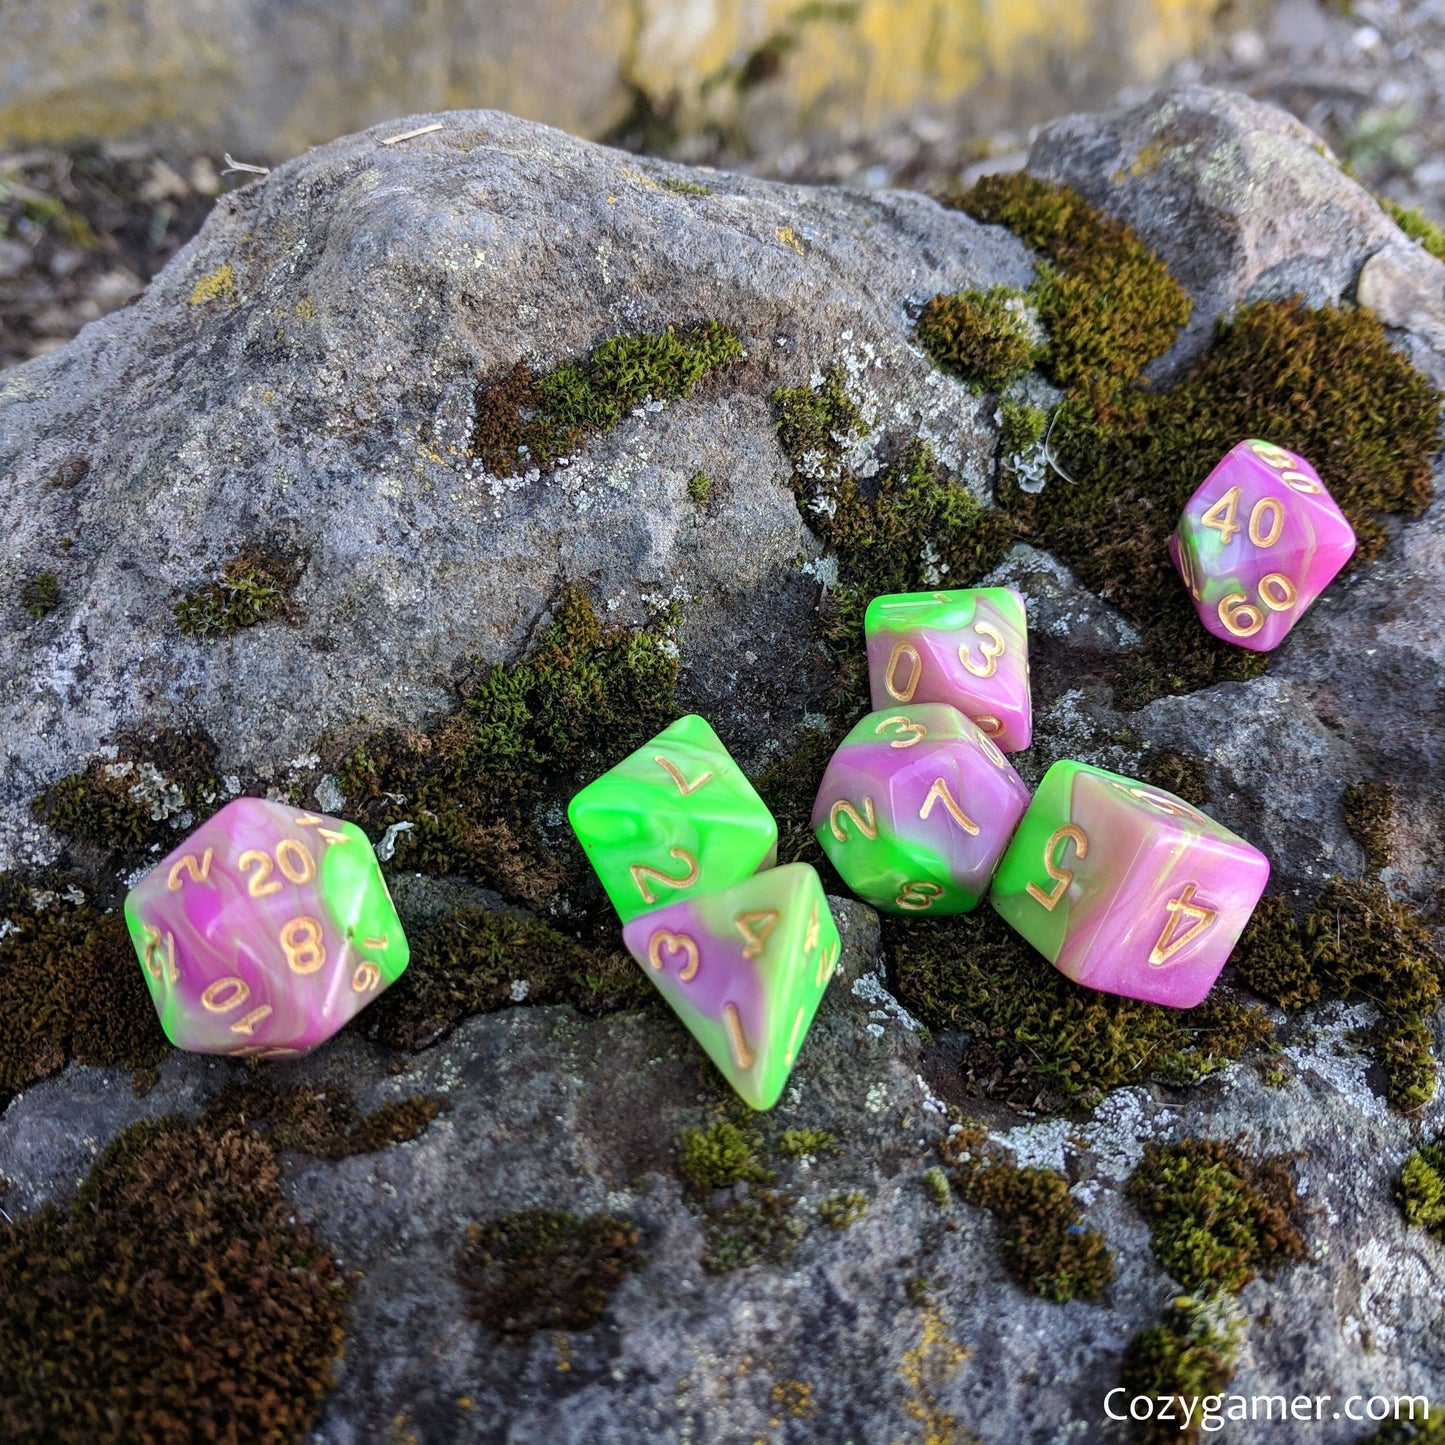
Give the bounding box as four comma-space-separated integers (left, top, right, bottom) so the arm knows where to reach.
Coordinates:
123, 438, 1334, 1102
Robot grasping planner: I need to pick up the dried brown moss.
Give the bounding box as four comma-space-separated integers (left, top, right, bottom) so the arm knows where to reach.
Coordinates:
35, 728, 223, 857
887, 909, 1272, 1110
1343, 778, 1398, 869
0, 879, 168, 1098
0, 1118, 348, 1443
174, 548, 300, 637
200, 1079, 448, 1158
1231, 876, 1445, 1109
362, 905, 653, 1051
457, 1208, 643, 1338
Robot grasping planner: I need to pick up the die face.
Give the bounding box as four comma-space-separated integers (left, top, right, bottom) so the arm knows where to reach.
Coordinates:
990, 761, 1270, 1008
810, 704, 1031, 915
1172, 439, 1357, 653
620, 863, 841, 1110
568, 714, 778, 924
865, 587, 1032, 751
123, 797, 408, 1057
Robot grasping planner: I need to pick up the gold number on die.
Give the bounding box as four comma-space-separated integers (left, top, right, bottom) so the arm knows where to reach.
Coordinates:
629, 848, 701, 904
829, 797, 877, 842
1025, 825, 1088, 911
654, 753, 713, 796
895, 880, 944, 911
734, 909, 780, 959
646, 929, 701, 983
918, 777, 980, 835
166, 848, 214, 890
959, 621, 1006, 679
884, 641, 922, 702
1148, 883, 1217, 967
280, 915, 326, 974
875, 715, 927, 748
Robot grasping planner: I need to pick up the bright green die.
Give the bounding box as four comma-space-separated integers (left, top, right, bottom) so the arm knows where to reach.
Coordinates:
620, 863, 842, 1109
568, 714, 778, 924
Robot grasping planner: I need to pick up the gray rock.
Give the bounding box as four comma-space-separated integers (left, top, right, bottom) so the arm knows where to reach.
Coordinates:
0, 109, 1033, 870
1027, 86, 1402, 376
2, 918, 1441, 1443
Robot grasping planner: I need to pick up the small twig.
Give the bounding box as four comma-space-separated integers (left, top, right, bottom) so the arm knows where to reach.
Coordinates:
0, 1205, 12, 1225
221, 153, 271, 177
381, 123, 444, 146
1043, 404, 1079, 485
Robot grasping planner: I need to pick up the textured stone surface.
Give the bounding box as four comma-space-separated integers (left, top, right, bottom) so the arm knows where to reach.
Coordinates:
0, 108, 1033, 871
2, 902, 1440, 1442
1028, 85, 1402, 375
4, 88, 1445, 1443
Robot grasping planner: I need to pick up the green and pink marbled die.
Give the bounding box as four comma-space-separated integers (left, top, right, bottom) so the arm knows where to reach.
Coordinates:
990, 760, 1270, 1009
123, 797, 408, 1057
620, 862, 840, 1110
864, 586, 1032, 752
811, 703, 1031, 915
1170, 439, 1357, 652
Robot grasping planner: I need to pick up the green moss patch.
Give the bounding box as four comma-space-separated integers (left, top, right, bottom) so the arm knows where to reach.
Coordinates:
818, 1190, 868, 1230
339, 588, 680, 901
947, 173, 1439, 709
456, 1207, 643, 1338
941, 1126, 1113, 1303
0, 878, 168, 1097
364, 904, 651, 1050
887, 909, 1272, 1110
18, 572, 58, 620
1128, 1137, 1307, 1296
174, 549, 298, 637
36, 728, 223, 857
1395, 1136, 1445, 1237
1120, 1296, 1240, 1445
1232, 876, 1445, 1109
1381, 196, 1445, 260
200, 1079, 447, 1158
673, 1109, 843, 1273
915, 285, 1041, 391
687, 470, 712, 505
678, 1118, 773, 1192
472, 321, 744, 477
0, 1118, 348, 1443
997, 400, 1048, 458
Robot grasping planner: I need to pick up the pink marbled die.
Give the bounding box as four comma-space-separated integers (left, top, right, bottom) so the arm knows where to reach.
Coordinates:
122, 797, 409, 1058
1170, 439, 1357, 652
991, 761, 1271, 1009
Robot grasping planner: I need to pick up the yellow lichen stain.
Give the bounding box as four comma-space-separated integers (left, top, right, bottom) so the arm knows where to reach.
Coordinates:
607, 194, 619, 204
188, 262, 235, 306
898, 1300, 970, 1445
621, 166, 662, 191
456, 1395, 475, 1410
771, 1378, 816, 1419
295, 297, 315, 320
1112, 137, 1172, 183
553, 1331, 574, 1372
776, 225, 805, 255
261, 389, 275, 404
